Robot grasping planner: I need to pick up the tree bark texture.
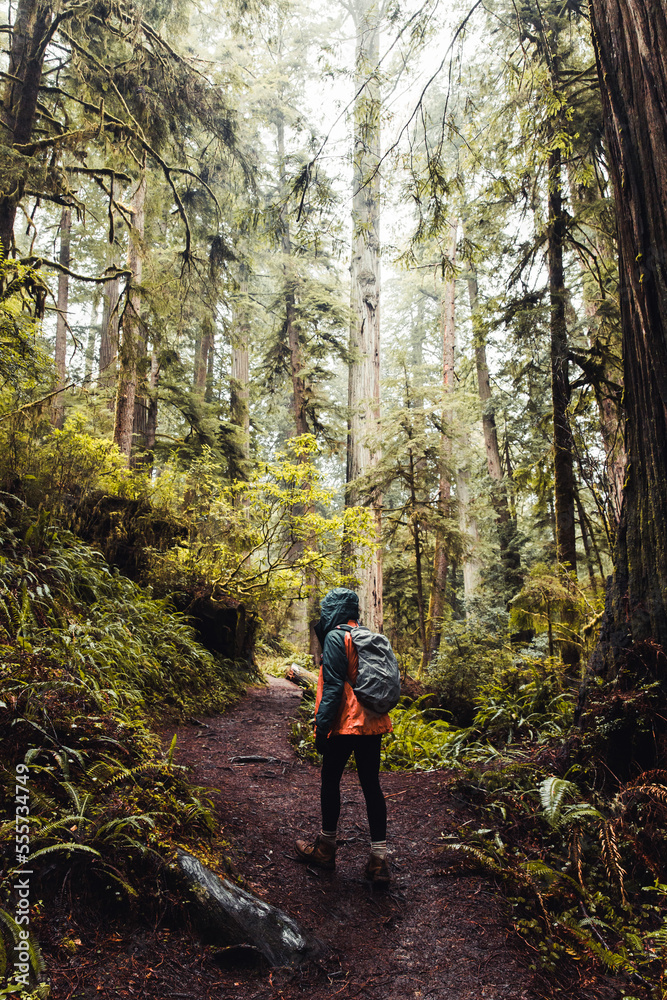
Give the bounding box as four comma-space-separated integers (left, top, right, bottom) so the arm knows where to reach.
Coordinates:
346, 0, 383, 632
52, 206, 70, 429
548, 147, 578, 578
588, 0, 667, 666
457, 434, 481, 609
84, 297, 99, 382
145, 351, 159, 457
230, 267, 250, 487
99, 269, 120, 391
0, 0, 51, 256
114, 174, 145, 459
195, 314, 214, 394
424, 223, 457, 669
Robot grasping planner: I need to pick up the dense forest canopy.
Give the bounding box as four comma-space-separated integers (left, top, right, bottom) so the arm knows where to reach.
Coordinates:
2, 0, 667, 992
0, 0, 631, 647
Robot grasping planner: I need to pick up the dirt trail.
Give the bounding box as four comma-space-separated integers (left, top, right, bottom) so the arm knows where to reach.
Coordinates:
48, 679, 620, 999
168, 677, 537, 1000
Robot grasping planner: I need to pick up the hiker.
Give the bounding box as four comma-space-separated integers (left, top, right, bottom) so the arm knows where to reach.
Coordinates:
295, 587, 393, 884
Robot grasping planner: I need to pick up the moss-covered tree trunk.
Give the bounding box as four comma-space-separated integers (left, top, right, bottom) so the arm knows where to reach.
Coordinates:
0, 0, 51, 256
588, 0, 667, 670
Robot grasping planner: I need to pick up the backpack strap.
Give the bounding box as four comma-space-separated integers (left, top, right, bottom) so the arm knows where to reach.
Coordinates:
335, 624, 358, 680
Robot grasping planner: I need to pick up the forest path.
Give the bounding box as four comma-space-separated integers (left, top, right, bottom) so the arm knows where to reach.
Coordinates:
164, 677, 539, 1000
47, 679, 616, 1000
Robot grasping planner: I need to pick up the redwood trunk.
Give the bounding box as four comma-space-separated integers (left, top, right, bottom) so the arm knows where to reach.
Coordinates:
548, 147, 578, 576
548, 147, 580, 668
346, 0, 383, 632
588, 0, 667, 668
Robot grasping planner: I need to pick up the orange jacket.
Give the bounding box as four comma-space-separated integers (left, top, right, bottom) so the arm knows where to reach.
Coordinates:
314, 620, 393, 737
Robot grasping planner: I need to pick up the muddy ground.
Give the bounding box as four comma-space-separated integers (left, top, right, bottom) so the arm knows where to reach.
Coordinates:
46, 678, 622, 1000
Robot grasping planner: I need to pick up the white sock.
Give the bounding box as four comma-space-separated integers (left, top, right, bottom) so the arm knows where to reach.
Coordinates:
370, 839, 387, 859
320, 829, 336, 846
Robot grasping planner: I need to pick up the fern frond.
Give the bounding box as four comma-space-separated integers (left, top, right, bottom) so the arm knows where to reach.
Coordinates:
438, 841, 508, 877
559, 916, 637, 974
569, 826, 585, 889
598, 821, 627, 906
0, 908, 45, 976
619, 783, 667, 811
539, 777, 579, 826
25, 843, 101, 863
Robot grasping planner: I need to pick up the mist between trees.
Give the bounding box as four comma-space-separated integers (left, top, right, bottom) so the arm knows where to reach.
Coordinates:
0, 0, 627, 658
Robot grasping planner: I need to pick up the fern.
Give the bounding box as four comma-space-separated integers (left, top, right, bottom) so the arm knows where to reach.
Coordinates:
598, 821, 628, 907
0, 909, 45, 980
539, 777, 579, 825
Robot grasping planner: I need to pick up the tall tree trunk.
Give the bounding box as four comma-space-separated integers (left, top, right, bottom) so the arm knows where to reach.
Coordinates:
346, 0, 383, 632
549, 148, 578, 575
423, 224, 457, 671
408, 445, 427, 660
276, 116, 313, 647
467, 268, 522, 593
230, 265, 250, 480
205, 328, 215, 403
548, 146, 580, 668
0, 0, 51, 256
457, 433, 481, 609
114, 174, 145, 460
84, 297, 99, 383
588, 0, 667, 674
99, 268, 119, 394
52, 206, 70, 428
194, 314, 213, 394
277, 116, 309, 438
145, 352, 159, 458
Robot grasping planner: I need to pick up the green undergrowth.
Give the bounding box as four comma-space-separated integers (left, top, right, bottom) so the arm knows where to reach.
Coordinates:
441, 760, 667, 998
0, 498, 255, 991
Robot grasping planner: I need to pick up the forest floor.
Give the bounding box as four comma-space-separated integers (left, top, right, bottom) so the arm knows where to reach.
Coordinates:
45, 678, 623, 1000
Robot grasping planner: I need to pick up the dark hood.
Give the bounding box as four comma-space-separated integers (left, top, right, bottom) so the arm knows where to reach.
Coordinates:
314, 588, 359, 645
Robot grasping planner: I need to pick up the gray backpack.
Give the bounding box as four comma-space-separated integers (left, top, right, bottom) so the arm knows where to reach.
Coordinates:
337, 624, 401, 715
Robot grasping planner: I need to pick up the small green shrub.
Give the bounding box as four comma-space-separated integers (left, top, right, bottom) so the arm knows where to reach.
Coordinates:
429, 608, 512, 725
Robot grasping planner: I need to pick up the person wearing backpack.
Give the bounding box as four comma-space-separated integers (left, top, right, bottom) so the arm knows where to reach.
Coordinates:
294, 587, 399, 884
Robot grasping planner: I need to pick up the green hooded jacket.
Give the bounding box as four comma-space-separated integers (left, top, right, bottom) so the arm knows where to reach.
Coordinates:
313, 587, 359, 735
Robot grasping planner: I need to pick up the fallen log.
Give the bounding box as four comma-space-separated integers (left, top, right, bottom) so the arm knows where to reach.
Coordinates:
285, 663, 318, 691
177, 851, 315, 967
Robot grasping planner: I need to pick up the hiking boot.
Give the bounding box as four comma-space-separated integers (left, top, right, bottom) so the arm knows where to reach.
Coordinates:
364, 852, 390, 885
295, 835, 336, 870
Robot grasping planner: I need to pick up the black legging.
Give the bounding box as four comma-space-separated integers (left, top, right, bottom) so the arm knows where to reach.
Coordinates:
320, 734, 386, 842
